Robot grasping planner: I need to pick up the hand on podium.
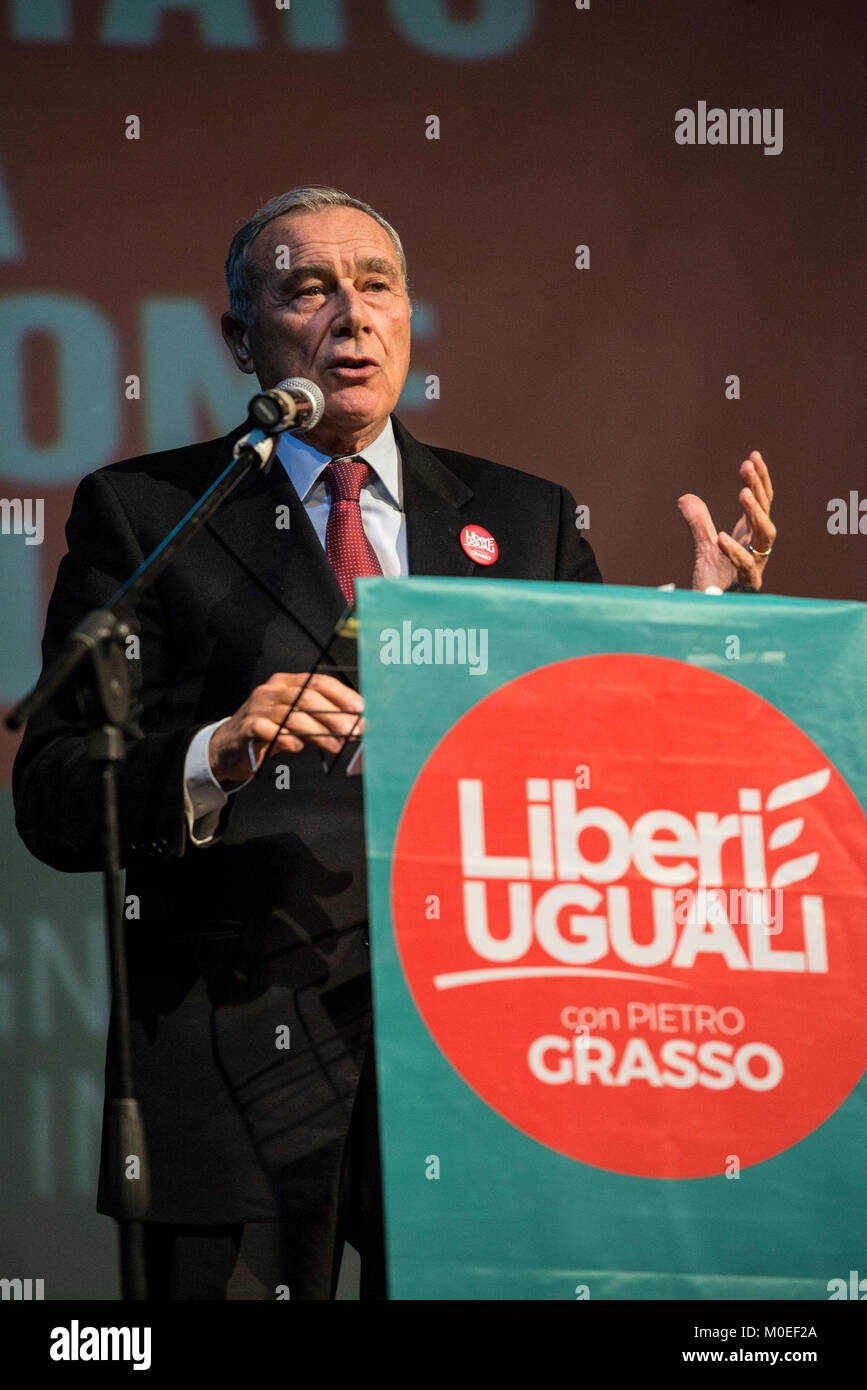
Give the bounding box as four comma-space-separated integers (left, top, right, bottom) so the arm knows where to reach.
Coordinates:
208, 671, 364, 785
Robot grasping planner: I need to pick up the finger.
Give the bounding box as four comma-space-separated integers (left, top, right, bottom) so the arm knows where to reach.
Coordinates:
750, 450, 773, 508
266, 702, 360, 752
296, 672, 364, 711
275, 710, 344, 752
261, 706, 343, 753
290, 708, 362, 743
717, 531, 760, 588
247, 715, 305, 753
677, 493, 718, 546
253, 682, 360, 731
248, 691, 360, 756
261, 673, 364, 713
277, 688, 365, 737
738, 489, 777, 555
740, 453, 771, 515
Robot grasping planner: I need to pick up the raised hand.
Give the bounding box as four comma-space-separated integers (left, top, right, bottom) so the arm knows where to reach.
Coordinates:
678, 451, 776, 591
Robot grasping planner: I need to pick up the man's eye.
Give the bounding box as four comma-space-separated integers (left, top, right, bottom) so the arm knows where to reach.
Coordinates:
367, 281, 389, 291
298, 285, 326, 297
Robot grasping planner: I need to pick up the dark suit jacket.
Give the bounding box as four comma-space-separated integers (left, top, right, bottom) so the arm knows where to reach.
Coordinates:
12, 414, 602, 1224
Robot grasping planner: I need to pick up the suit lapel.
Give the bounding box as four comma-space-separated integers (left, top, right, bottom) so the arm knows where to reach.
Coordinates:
392, 416, 476, 578
204, 428, 349, 656
203, 414, 477, 651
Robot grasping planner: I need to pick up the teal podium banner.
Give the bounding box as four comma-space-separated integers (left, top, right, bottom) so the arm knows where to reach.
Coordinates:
358, 578, 867, 1301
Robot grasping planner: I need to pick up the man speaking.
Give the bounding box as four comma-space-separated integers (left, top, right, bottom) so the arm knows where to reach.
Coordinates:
12, 185, 776, 1301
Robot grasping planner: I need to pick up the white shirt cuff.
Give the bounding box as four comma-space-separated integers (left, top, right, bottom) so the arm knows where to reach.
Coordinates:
183, 719, 253, 846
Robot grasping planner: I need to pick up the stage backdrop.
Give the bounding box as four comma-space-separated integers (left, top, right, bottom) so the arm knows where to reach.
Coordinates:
0, 0, 864, 1298
360, 577, 867, 1299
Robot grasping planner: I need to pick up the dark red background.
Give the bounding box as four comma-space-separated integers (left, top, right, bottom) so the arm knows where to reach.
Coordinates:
2, 0, 865, 779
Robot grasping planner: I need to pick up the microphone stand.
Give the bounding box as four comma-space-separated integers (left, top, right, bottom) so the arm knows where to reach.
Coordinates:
5, 419, 284, 1301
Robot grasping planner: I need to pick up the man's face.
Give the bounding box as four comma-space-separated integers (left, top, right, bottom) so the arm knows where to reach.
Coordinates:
222, 206, 412, 452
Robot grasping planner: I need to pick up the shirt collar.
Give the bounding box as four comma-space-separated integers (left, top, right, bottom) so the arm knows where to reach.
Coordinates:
276, 415, 401, 507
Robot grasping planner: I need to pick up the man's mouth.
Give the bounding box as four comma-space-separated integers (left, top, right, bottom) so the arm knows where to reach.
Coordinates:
326, 356, 379, 379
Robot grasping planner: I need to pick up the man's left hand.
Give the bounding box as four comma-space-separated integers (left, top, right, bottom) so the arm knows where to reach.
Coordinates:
678, 450, 776, 591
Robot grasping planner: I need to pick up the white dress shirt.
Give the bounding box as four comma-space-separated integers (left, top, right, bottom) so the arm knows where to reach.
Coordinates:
182, 418, 406, 845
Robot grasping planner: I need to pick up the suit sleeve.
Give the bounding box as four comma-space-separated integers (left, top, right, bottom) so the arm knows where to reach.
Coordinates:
12, 470, 203, 872
554, 485, 603, 584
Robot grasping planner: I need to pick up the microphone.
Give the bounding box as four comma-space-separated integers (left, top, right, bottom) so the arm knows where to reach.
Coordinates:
248, 377, 325, 433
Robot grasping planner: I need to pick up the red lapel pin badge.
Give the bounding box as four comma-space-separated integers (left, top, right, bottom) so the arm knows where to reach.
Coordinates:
460, 523, 498, 565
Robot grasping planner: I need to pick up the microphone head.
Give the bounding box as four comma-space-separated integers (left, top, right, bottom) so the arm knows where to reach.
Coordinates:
273, 377, 325, 431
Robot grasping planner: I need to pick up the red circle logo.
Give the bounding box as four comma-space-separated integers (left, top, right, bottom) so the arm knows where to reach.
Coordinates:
460, 524, 498, 565
391, 655, 867, 1178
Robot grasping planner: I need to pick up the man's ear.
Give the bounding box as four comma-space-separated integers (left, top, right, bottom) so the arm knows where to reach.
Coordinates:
221, 311, 256, 374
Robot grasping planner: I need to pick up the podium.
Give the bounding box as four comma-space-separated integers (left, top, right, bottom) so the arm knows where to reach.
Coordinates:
356, 576, 867, 1300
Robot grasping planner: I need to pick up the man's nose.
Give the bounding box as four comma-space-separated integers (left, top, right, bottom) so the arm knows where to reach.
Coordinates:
331, 283, 371, 335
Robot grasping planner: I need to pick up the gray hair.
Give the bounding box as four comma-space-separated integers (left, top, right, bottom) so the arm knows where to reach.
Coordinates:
225, 185, 410, 323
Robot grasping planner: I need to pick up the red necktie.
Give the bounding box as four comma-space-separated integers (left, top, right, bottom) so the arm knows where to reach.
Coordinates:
324, 456, 383, 607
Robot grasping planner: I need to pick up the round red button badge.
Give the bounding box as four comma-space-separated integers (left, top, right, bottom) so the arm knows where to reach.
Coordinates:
460, 524, 498, 565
